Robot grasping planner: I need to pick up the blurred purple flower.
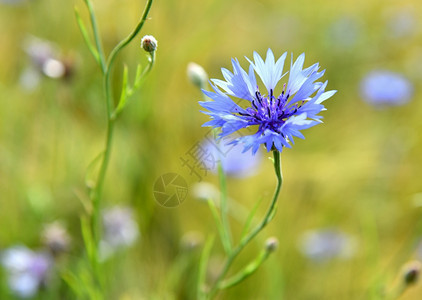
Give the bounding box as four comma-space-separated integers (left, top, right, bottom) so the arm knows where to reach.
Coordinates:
360, 71, 413, 106
100, 206, 139, 259
1, 246, 52, 298
199, 138, 262, 177
298, 228, 356, 262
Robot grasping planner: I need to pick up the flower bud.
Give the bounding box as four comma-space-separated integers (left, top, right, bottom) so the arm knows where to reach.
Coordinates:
41, 222, 71, 256
265, 237, 279, 253
180, 231, 204, 251
402, 260, 422, 286
140, 35, 157, 52
191, 182, 219, 203
187, 62, 208, 89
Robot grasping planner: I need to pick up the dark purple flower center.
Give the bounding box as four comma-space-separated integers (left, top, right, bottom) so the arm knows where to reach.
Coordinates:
237, 87, 304, 134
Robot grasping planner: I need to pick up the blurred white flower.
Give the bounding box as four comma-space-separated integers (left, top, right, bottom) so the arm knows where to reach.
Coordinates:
326, 16, 361, 49
20, 35, 70, 88
191, 182, 220, 203
100, 206, 140, 259
19, 67, 41, 91
1, 246, 52, 298
386, 9, 417, 39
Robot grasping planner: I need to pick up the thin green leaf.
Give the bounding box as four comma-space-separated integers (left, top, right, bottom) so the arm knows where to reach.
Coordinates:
240, 197, 263, 240
85, 150, 105, 189
219, 250, 270, 290
82, 0, 106, 72
112, 65, 130, 118
62, 271, 84, 298
74, 7, 101, 66
80, 216, 95, 266
129, 64, 144, 95
207, 198, 230, 254
197, 235, 215, 300
79, 263, 102, 300
132, 52, 155, 92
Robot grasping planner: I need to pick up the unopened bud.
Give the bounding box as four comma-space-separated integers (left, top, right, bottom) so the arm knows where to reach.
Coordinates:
140, 35, 157, 52
265, 237, 279, 253
187, 62, 208, 89
180, 231, 204, 251
402, 261, 422, 286
41, 222, 71, 256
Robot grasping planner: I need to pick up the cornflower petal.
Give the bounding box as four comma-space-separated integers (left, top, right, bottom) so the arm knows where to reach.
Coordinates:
247, 49, 288, 93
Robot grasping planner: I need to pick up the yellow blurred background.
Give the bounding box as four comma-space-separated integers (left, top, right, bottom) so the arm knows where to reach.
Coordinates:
1, 0, 422, 299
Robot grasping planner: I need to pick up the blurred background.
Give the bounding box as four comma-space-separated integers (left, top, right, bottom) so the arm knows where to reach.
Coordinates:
1, 0, 422, 299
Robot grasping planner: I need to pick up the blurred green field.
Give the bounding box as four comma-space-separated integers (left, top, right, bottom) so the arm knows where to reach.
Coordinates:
1, 0, 422, 299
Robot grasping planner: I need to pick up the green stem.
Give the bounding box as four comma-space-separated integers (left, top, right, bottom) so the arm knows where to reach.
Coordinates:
217, 150, 232, 254
106, 0, 153, 73
84, 0, 106, 73
83, 0, 155, 293
219, 249, 270, 290
91, 81, 114, 245
207, 150, 283, 299
89, 0, 154, 250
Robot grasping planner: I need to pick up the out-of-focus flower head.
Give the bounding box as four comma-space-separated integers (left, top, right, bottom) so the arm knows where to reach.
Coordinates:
386, 9, 417, 39
1, 246, 52, 298
20, 36, 72, 89
191, 182, 220, 202
198, 137, 262, 177
265, 237, 279, 253
401, 261, 422, 286
298, 228, 356, 262
360, 70, 413, 106
100, 206, 139, 259
326, 16, 361, 49
187, 62, 208, 89
200, 49, 336, 155
180, 231, 204, 251
41, 222, 71, 256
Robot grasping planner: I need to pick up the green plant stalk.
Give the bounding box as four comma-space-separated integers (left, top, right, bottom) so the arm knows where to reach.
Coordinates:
217, 155, 232, 254
78, 0, 154, 292
207, 150, 283, 299
219, 249, 270, 290
106, 0, 153, 72
83, 0, 106, 73
198, 236, 216, 300
89, 0, 154, 250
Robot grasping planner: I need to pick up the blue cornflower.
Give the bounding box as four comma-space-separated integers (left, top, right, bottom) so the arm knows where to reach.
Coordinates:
200, 49, 336, 154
